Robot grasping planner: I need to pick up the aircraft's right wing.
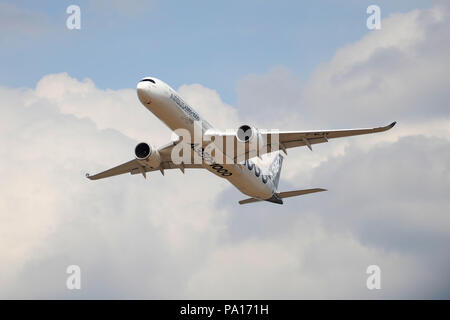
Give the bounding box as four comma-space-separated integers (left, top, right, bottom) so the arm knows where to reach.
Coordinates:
86, 159, 203, 180
86, 140, 203, 180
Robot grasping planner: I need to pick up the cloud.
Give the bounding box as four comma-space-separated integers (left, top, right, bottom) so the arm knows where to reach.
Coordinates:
0, 78, 232, 298
236, 66, 304, 128
206, 134, 450, 299
32, 73, 240, 145
302, 3, 450, 127
33, 73, 171, 146
0, 3, 449, 299
237, 4, 450, 130
236, 3, 450, 186
178, 83, 240, 130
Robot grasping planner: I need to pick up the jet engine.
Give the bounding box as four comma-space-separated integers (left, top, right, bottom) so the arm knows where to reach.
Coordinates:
235, 125, 263, 160
134, 142, 161, 168
236, 125, 257, 143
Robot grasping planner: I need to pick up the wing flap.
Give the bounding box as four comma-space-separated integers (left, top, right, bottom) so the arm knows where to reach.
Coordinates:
280, 137, 328, 149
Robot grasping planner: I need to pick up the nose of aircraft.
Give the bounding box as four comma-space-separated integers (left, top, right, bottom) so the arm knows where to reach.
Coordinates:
137, 80, 151, 104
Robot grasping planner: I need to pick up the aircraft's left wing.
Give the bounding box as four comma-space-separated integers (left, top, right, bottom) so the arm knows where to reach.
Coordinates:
206, 122, 396, 161
264, 121, 397, 152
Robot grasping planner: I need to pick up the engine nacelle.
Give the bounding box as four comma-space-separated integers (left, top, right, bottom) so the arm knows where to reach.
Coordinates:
236, 125, 256, 143
134, 142, 161, 168
236, 125, 263, 160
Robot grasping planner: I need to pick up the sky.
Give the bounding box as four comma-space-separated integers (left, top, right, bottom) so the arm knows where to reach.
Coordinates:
1, 0, 450, 299
0, 0, 432, 104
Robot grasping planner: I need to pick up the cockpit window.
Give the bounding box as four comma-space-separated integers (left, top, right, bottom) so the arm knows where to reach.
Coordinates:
141, 79, 155, 84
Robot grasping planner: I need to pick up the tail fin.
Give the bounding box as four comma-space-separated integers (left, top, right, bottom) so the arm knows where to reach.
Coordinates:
268, 152, 283, 190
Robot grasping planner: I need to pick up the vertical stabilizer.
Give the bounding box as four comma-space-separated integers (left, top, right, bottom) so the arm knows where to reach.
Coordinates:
268, 152, 283, 190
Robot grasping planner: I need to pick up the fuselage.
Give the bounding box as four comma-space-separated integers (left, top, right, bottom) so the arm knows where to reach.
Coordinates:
136, 77, 275, 200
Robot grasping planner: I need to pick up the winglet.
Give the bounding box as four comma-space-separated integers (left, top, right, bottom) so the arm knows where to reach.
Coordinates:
375, 121, 397, 133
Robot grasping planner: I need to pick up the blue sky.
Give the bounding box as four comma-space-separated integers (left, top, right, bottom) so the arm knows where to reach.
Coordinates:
1, 0, 431, 104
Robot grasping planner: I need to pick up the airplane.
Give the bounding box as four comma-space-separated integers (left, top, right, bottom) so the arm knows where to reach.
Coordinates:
86, 77, 396, 205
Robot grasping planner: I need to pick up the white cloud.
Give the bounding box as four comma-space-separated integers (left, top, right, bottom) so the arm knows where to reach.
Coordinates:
302, 4, 450, 127
236, 4, 450, 188
0, 77, 232, 298
32, 73, 170, 146
178, 83, 240, 130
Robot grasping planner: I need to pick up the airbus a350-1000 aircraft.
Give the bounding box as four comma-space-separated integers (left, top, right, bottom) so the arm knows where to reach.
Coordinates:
86, 77, 396, 205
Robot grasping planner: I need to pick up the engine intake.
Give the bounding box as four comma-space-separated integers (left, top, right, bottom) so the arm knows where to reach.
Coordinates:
135, 142, 161, 168
135, 142, 151, 159
236, 124, 255, 142
235, 125, 264, 161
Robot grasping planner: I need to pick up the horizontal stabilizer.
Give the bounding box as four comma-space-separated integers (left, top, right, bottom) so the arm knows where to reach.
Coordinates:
238, 197, 264, 205
277, 188, 327, 199
238, 188, 327, 205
